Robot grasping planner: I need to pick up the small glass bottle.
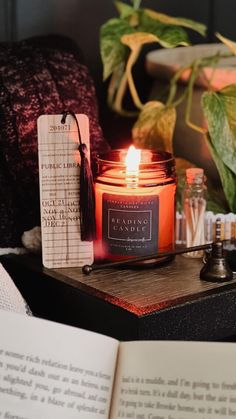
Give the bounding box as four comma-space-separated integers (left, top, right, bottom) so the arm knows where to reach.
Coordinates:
182, 168, 206, 257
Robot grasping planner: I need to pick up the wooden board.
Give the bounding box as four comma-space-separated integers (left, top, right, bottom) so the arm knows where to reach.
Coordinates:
47, 255, 236, 315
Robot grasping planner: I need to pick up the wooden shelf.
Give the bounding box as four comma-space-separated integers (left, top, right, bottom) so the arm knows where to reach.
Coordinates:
1, 253, 236, 342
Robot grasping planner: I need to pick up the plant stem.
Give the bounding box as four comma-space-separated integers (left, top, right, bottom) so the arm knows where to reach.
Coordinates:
185, 63, 207, 134
113, 70, 129, 114
131, 0, 142, 10
108, 64, 125, 107
112, 41, 145, 115
167, 52, 233, 108
112, 70, 138, 116
171, 89, 189, 108
166, 65, 191, 106
126, 46, 144, 111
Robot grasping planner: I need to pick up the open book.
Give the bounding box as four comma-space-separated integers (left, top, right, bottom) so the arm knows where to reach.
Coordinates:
1, 310, 236, 419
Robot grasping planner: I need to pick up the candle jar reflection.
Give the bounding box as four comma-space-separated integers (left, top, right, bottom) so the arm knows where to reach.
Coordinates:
94, 149, 176, 265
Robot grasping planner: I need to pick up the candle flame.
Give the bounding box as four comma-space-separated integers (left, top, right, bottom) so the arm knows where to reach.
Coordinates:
125, 145, 141, 172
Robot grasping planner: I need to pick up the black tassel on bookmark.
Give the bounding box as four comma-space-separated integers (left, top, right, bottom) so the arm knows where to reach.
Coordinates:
61, 111, 96, 241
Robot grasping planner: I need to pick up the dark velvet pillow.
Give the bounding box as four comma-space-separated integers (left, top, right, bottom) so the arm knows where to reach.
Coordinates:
0, 35, 109, 249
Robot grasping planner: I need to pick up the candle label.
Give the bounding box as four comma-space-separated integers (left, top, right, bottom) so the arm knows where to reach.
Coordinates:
102, 194, 158, 256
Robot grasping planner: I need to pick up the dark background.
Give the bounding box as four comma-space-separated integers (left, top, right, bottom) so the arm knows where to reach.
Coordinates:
1, 0, 236, 150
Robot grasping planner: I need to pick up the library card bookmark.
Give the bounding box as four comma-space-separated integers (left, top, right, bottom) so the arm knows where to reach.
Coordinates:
37, 114, 94, 268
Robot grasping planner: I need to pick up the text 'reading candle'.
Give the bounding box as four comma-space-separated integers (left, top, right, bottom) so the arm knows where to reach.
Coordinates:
94, 147, 176, 265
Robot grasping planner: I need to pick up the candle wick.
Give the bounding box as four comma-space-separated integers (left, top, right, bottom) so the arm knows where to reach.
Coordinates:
125, 146, 141, 187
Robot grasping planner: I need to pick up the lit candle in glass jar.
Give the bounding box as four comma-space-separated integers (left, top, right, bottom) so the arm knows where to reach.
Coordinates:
94, 146, 176, 265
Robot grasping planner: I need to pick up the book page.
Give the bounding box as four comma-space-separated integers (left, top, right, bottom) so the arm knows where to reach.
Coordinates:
111, 340, 236, 419
0, 310, 118, 419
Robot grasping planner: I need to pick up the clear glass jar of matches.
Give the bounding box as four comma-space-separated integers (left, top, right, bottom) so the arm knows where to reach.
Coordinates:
94, 146, 176, 266
182, 167, 207, 258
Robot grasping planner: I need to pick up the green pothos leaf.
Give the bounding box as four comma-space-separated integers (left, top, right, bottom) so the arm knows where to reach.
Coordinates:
206, 182, 230, 214
115, 1, 134, 18
144, 8, 206, 37
121, 32, 160, 50
100, 18, 134, 80
137, 11, 190, 48
202, 85, 236, 176
132, 101, 176, 152
100, 5, 205, 81
204, 134, 236, 212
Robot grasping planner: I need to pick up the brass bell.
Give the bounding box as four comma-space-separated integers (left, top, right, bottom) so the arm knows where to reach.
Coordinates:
200, 240, 233, 283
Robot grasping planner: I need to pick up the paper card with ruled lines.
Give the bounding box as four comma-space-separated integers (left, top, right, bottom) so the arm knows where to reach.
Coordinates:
37, 114, 94, 268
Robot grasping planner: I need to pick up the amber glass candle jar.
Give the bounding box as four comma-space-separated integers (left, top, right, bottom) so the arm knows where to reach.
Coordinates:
94, 147, 176, 265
